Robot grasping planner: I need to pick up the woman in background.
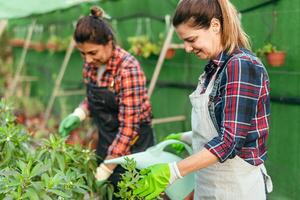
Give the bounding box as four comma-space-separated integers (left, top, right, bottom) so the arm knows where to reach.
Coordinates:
58, 6, 154, 196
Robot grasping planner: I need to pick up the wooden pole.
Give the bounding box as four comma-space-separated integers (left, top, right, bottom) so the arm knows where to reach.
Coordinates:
6, 20, 36, 98
147, 25, 175, 98
0, 20, 8, 38
152, 115, 186, 125
44, 38, 75, 125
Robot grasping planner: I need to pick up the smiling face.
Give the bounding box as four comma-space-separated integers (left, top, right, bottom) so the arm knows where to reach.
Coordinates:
76, 41, 113, 67
175, 18, 223, 60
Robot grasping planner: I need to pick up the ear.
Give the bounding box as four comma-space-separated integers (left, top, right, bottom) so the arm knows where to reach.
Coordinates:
106, 39, 113, 47
210, 18, 221, 33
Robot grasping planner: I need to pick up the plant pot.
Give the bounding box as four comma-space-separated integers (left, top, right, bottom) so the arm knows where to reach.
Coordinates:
15, 113, 26, 124
46, 42, 58, 51
32, 43, 45, 52
9, 39, 25, 47
266, 51, 286, 67
66, 130, 84, 146
165, 48, 176, 59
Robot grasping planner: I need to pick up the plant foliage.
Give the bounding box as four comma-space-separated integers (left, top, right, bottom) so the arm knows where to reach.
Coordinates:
0, 98, 110, 199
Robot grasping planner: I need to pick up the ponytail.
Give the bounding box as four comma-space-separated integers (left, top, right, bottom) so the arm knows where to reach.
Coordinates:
218, 0, 250, 53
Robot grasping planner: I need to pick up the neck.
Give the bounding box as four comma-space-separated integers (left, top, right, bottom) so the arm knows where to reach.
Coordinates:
212, 44, 224, 59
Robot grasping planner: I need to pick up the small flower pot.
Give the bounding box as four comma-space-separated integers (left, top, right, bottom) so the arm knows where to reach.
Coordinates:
9, 39, 25, 47
266, 51, 286, 67
66, 130, 84, 146
32, 43, 45, 52
165, 48, 176, 59
46, 42, 58, 51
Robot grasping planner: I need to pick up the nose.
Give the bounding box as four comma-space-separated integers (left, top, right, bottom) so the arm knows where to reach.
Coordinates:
84, 55, 93, 64
184, 42, 193, 53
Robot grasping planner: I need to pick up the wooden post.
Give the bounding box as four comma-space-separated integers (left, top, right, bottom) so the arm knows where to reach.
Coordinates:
0, 20, 8, 38
6, 20, 36, 98
147, 25, 175, 98
43, 38, 75, 125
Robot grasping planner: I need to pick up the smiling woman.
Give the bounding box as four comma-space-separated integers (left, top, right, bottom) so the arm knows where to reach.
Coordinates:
58, 6, 155, 199
134, 0, 272, 199
76, 42, 113, 67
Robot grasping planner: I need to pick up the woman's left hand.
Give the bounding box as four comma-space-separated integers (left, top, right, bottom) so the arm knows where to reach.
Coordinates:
95, 156, 117, 181
95, 163, 113, 181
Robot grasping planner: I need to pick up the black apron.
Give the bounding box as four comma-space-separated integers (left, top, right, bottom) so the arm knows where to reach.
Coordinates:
86, 81, 154, 191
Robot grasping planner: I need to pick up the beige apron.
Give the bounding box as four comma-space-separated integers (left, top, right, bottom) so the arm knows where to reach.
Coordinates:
189, 69, 272, 200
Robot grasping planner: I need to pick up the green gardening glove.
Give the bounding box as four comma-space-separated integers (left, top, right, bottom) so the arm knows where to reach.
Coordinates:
134, 163, 171, 200
165, 133, 185, 154
58, 115, 80, 137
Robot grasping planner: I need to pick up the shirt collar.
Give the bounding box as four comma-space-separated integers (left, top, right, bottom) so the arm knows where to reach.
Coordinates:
106, 45, 126, 71
211, 48, 246, 67
212, 50, 230, 68
204, 50, 229, 74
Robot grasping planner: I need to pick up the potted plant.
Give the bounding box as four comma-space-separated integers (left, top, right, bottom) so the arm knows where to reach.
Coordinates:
165, 47, 176, 59
127, 35, 161, 58
9, 38, 25, 47
256, 43, 286, 67
46, 35, 60, 51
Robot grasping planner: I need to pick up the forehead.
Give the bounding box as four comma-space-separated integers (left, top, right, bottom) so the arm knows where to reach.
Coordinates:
175, 23, 200, 38
76, 42, 103, 52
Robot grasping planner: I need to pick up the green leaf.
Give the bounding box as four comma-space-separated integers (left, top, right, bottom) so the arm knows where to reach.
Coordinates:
48, 189, 71, 198
25, 188, 39, 200
40, 193, 52, 200
55, 153, 65, 171
30, 162, 50, 178
73, 187, 87, 194
41, 173, 50, 183
31, 181, 42, 191
16, 160, 26, 172
36, 148, 48, 160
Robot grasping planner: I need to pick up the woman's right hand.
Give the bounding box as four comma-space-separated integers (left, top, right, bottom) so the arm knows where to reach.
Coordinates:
164, 133, 185, 154
165, 131, 193, 154
58, 115, 81, 137
59, 107, 86, 137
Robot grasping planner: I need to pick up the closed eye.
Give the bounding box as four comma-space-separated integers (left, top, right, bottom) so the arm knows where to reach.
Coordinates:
79, 50, 97, 56
184, 36, 197, 43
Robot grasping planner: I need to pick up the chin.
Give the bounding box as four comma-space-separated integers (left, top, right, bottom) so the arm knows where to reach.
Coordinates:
196, 54, 208, 60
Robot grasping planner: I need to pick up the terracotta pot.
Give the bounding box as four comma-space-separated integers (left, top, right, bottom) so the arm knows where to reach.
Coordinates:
46, 42, 58, 51
165, 48, 176, 59
32, 43, 45, 52
9, 39, 25, 47
16, 113, 26, 124
266, 51, 286, 67
66, 130, 84, 146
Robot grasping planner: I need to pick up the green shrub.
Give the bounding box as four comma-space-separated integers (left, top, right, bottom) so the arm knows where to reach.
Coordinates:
0, 98, 112, 199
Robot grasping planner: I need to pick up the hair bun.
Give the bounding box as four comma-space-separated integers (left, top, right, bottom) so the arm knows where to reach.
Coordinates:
90, 6, 104, 18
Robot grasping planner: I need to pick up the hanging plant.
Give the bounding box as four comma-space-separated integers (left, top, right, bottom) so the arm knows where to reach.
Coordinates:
256, 43, 286, 67
127, 35, 161, 58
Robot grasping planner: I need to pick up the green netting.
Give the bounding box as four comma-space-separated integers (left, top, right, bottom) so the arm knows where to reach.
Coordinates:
0, 0, 98, 19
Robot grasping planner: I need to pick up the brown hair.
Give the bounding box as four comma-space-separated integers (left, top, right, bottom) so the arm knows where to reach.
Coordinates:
172, 0, 250, 53
74, 6, 114, 45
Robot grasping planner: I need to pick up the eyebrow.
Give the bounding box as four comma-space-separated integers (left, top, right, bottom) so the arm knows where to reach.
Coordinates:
182, 35, 197, 42
79, 49, 98, 54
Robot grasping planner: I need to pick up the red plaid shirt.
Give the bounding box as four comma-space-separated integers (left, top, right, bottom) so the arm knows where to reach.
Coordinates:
81, 46, 152, 157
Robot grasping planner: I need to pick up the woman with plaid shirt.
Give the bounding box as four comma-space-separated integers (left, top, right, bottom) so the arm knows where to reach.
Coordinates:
58, 6, 154, 193
134, 0, 273, 199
